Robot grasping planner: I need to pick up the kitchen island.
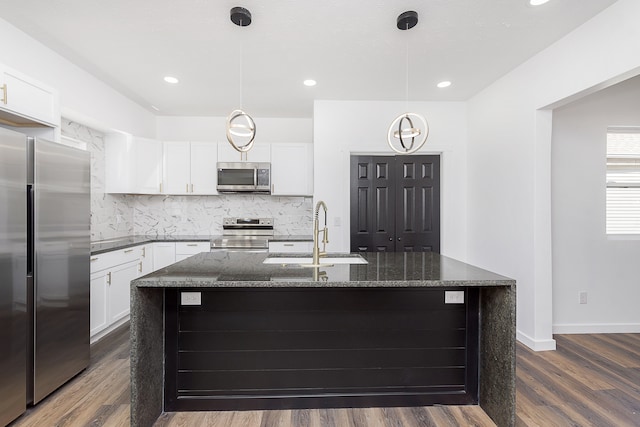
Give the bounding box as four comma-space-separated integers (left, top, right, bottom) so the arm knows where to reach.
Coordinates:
130, 251, 515, 427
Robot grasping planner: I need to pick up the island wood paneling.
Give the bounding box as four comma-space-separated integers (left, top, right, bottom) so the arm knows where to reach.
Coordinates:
164, 287, 480, 411
9, 323, 640, 427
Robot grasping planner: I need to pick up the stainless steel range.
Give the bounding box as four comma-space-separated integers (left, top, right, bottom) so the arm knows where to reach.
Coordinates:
211, 217, 274, 252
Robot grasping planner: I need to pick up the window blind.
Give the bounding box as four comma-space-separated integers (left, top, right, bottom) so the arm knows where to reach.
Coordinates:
606, 128, 640, 234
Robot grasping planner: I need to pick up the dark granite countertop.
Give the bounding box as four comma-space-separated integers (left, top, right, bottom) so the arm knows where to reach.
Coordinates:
91, 234, 314, 255
132, 251, 515, 288
269, 235, 313, 242
91, 235, 212, 255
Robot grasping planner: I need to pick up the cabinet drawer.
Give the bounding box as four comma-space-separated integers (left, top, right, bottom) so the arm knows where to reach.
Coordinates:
175, 241, 210, 255
268, 241, 313, 254
90, 246, 141, 273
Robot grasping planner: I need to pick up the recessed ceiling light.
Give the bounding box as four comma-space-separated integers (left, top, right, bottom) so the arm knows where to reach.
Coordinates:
528, 0, 550, 6
163, 76, 179, 84
437, 81, 452, 88
303, 79, 317, 87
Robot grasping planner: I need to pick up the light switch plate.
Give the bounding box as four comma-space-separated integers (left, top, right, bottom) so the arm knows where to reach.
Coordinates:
181, 291, 202, 306
444, 291, 465, 304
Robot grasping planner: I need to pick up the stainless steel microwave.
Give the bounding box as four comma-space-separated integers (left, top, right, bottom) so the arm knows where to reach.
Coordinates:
217, 162, 271, 193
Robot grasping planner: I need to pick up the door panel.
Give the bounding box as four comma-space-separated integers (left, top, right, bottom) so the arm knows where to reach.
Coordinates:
350, 156, 395, 252
351, 155, 440, 253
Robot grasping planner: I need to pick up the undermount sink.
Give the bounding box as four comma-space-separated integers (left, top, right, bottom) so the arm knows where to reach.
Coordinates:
263, 255, 368, 266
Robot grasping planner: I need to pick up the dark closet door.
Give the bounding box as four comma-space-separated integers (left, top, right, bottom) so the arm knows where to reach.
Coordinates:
395, 157, 440, 252
350, 156, 396, 252
350, 155, 440, 253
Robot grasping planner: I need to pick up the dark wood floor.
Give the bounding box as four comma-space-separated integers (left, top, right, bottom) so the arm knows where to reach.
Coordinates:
9, 326, 640, 426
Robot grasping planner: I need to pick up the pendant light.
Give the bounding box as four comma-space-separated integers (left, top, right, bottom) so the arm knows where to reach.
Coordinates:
226, 6, 256, 158
386, 11, 429, 155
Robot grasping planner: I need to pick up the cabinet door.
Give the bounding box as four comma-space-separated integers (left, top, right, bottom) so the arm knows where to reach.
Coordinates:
218, 141, 271, 163
0, 65, 57, 126
164, 141, 190, 194
135, 137, 163, 194
89, 270, 109, 336
105, 133, 134, 193
190, 142, 218, 194
108, 261, 138, 323
271, 143, 313, 195
139, 244, 154, 275
268, 241, 313, 253
153, 242, 176, 270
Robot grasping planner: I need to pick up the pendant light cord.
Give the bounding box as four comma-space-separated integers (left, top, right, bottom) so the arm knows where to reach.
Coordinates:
405, 22, 409, 111
239, 19, 243, 110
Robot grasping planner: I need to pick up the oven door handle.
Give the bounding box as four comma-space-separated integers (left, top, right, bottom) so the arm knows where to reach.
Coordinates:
253, 168, 258, 189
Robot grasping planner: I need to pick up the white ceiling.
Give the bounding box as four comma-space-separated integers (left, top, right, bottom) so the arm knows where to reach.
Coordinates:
0, 0, 618, 118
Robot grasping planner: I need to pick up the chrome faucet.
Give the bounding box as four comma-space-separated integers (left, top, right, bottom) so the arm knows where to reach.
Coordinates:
312, 200, 329, 266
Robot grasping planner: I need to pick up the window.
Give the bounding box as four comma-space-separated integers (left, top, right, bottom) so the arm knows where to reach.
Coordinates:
606, 128, 640, 234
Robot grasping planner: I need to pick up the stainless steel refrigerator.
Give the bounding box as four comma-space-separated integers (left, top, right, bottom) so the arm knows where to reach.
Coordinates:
0, 127, 90, 426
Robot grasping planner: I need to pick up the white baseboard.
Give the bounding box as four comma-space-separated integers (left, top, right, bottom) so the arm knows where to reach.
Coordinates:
517, 329, 556, 351
90, 315, 130, 344
553, 323, 640, 334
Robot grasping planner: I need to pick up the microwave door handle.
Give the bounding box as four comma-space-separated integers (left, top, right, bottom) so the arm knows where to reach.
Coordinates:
254, 168, 258, 189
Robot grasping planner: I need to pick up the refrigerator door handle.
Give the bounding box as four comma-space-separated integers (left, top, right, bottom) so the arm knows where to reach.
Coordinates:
27, 184, 34, 276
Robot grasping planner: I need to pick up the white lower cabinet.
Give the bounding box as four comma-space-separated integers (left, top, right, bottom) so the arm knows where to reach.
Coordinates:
268, 241, 313, 253
89, 247, 140, 340
138, 244, 154, 275
175, 241, 210, 261
90, 240, 209, 342
89, 270, 109, 337
108, 261, 138, 323
153, 242, 176, 270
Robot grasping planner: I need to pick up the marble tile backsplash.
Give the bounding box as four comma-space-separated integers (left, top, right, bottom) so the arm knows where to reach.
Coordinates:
134, 195, 312, 236
62, 120, 312, 240
62, 119, 135, 241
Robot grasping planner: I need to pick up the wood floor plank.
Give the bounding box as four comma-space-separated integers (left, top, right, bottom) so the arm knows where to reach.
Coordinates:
9, 325, 640, 427
561, 334, 640, 368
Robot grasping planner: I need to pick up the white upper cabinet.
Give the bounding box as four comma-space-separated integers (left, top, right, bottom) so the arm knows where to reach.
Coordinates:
190, 142, 218, 194
136, 137, 164, 194
164, 141, 217, 195
0, 63, 58, 127
163, 141, 191, 194
271, 143, 313, 196
218, 141, 271, 163
105, 134, 163, 194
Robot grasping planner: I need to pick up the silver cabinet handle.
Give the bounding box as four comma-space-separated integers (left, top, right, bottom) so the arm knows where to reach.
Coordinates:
186, 183, 189, 192
142, 247, 146, 257
1, 84, 7, 105
90, 257, 98, 261
138, 262, 142, 273
107, 272, 112, 285
124, 249, 134, 253
284, 243, 294, 247
191, 183, 194, 193
160, 182, 163, 193
187, 243, 198, 246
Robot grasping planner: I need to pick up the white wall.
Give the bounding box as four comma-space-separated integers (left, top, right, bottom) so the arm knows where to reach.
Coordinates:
552, 75, 640, 334
0, 17, 155, 137
156, 116, 312, 143
467, 0, 640, 350
314, 100, 468, 259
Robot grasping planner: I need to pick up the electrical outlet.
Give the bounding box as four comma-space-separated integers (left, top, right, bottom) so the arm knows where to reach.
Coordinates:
181, 291, 202, 306
579, 291, 587, 305
445, 291, 465, 304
